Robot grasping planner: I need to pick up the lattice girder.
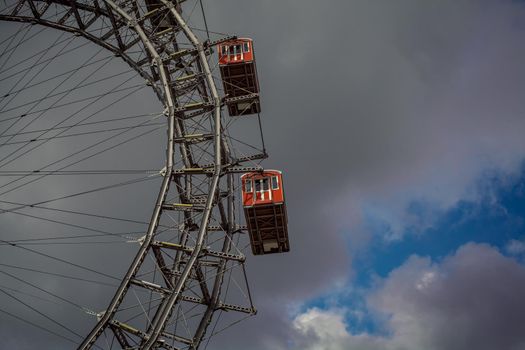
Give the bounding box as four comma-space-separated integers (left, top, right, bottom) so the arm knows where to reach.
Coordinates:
0, 0, 257, 349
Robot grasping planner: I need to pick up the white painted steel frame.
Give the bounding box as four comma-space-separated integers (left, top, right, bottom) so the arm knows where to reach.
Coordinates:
0, 0, 258, 348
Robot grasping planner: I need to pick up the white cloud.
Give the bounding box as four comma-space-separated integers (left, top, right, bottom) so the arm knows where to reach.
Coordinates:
293, 308, 382, 350
294, 308, 348, 339
290, 243, 525, 350
323, 0, 525, 243
506, 239, 525, 256
415, 271, 437, 291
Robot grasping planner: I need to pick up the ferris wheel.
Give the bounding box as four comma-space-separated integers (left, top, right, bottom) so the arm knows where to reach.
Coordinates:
0, 0, 289, 349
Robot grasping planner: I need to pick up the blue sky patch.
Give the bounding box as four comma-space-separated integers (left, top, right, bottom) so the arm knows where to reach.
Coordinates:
301, 162, 525, 335
356, 163, 525, 285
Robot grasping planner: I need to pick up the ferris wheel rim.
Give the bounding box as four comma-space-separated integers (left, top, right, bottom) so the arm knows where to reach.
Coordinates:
0, 1, 259, 349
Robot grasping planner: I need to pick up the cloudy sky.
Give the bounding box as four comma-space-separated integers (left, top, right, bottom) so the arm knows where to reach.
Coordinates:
2, 0, 525, 349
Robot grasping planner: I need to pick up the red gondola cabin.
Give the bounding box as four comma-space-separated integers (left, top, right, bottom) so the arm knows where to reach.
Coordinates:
218, 38, 261, 116
241, 170, 289, 255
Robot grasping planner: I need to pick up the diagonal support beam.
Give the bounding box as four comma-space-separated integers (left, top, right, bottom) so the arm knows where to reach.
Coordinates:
26, 0, 40, 18
67, 0, 84, 29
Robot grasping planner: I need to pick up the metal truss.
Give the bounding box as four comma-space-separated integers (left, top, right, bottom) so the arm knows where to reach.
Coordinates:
0, 0, 264, 348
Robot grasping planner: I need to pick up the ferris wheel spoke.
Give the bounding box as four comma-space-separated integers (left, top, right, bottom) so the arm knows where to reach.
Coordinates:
0, 106, 160, 195
0, 209, 143, 240
0, 31, 74, 112
0, 304, 82, 345
0, 54, 113, 102
0, 37, 104, 81
0, 72, 143, 155
0, 68, 135, 117
0, 0, 271, 348
0, 24, 32, 72
0, 74, 145, 169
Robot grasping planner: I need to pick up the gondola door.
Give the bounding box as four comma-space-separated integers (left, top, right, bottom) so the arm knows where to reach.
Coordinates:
254, 177, 272, 204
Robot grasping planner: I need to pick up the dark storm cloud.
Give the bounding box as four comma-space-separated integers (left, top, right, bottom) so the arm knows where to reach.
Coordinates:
203, 0, 525, 251
205, 0, 525, 349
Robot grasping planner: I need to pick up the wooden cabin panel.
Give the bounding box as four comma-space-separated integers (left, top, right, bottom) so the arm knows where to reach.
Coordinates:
221, 62, 261, 116
219, 40, 261, 116
220, 63, 259, 97
227, 100, 260, 116
241, 171, 289, 255
244, 203, 289, 255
